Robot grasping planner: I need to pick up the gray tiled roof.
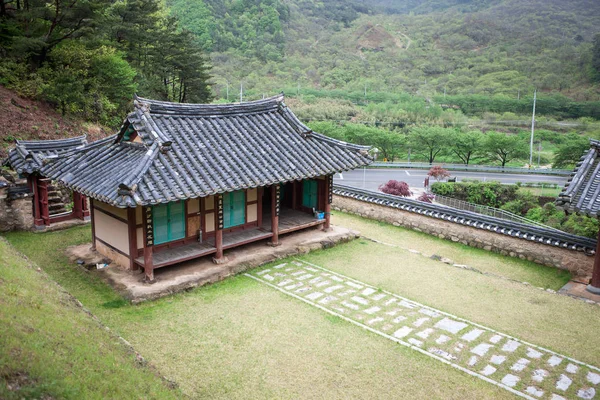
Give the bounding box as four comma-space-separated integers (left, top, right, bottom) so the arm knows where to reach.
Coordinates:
335, 184, 597, 254
5, 136, 87, 175
556, 139, 600, 218
41, 95, 372, 207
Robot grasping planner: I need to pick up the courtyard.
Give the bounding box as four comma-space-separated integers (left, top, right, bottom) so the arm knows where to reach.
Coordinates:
2, 212, 599, 399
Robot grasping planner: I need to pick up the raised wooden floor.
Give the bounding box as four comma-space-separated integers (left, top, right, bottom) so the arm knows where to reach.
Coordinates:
134, 209, 324, 269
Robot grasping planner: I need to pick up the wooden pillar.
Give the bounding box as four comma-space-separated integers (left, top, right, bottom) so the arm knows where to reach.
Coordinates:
144, 246, 154, 283
90, 198, 96, 250
142, 205, 155, 283
72, 191, 83, 219
269, 184, 280, 246
587, 228, 600, 294
257, 187, 263, 227
323, 174, 333, 231
30, 176, 43, 227
292, 181, 298, 210
127, 207, 139, 271
81, 195, 90, 218
213, 194, 227, 263
38, 178, 50, 226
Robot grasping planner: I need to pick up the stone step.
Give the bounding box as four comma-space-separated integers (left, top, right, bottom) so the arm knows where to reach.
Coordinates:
48, 196, 63, 203
49, 204, 67, 212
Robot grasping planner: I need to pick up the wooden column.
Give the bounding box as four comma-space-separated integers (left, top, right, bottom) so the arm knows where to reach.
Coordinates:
144, 246, 154, 282
213, 194, 226, 263
142, 205, 155, 283
30, 176, 43, 227
127, 207, 139, 271
90, 198, 96, 250
36, 178, 50, 226
269, 184, 280, 246
81, 195, 90, 218
323, 174, 333, 231
257, 187, 263, 227
292, 181, 298, 210
588, 228, 600, 294
72, 191, 83, 219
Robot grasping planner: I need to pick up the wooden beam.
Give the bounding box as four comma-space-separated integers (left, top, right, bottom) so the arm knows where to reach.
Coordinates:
127, 207, 139, 271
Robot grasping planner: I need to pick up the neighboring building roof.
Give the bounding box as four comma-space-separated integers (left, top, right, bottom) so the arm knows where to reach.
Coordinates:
4, 136, 88, 175
556, 139, 600, 218
41, 95, 372, 208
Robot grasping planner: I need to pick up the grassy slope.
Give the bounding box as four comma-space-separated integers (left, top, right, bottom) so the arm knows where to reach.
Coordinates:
0, 237, 180, 399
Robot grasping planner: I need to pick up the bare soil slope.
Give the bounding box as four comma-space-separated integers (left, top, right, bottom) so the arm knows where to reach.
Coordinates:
0, 86, 110, 158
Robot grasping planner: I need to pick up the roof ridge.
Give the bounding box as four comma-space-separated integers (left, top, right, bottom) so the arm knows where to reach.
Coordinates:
133, 94, 284, 117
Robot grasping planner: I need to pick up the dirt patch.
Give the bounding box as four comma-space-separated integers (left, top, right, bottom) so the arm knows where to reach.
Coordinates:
0, 85, 110, 158
2, 371, 54, 399
355, 23, 398, 52
65, 244, 111, 269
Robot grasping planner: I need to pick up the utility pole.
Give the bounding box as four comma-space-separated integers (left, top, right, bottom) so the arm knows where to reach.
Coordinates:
364, 84, 367, 102
529, 89, 537, 168
240, 82, 243, 103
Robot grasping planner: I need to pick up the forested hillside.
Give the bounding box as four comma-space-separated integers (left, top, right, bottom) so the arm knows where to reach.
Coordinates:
0, 0, 212, 127
167, 0, 600, 101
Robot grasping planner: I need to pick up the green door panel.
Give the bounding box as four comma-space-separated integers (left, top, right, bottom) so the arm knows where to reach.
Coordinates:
223, 191, 246, 229
153, 203, 169, 245
168, 201, 185, 241
302, 180, 318, 209
153, 201, 185, 245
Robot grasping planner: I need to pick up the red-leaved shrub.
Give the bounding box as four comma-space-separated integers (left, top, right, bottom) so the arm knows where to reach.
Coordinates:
379, 180, 412, 197
417, 192, 435, 203
428, 165, 450, 181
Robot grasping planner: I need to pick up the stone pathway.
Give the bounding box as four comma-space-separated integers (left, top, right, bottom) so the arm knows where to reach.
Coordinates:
246, 260, 600, 400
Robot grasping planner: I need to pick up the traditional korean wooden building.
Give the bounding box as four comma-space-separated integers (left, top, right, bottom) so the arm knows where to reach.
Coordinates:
556, 139, 600, 294
4, 136, 91, 227
40, 95, 371, 282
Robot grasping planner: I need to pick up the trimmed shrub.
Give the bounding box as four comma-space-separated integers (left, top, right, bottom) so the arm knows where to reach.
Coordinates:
379, 180, 412, 197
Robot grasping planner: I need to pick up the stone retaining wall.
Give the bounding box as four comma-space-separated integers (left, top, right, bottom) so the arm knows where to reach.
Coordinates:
0, 189, 34, 232
333, 195, 594, 280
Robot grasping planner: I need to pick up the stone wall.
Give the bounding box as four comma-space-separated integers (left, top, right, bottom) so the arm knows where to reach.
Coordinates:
0, 188, 34, 232
333, 195, 594, 280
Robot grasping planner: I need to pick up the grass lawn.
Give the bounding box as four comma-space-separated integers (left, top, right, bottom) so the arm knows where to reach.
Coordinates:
0, 238, 179, 400
332, 211, 571, 290
3, 213, 598, 398
517, 186, 562, 198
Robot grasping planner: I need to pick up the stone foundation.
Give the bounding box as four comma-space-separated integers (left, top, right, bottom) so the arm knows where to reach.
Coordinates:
333, 195, 594, 280
95, 240, 131, 270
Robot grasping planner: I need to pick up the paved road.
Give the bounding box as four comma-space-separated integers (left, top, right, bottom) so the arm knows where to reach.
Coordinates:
334, 168, 568, 192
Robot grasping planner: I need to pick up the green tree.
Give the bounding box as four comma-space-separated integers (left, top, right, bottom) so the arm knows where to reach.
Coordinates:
409, 126, 452, 164
449, 130, 482, 165
483, 132, 528, 168
552, 135, 589, 168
